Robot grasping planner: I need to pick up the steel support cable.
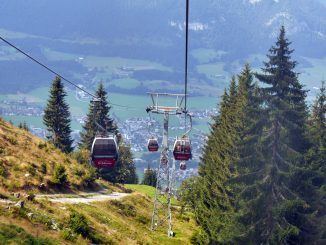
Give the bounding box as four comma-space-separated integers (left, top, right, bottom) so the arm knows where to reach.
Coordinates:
184, 0, 190, 132
0, 36, 131, 108
185, 0, 189, 111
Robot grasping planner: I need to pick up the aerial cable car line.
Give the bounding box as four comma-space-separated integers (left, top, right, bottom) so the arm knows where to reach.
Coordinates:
184, 0, 189, 112
148, 0, 192, 237
0, 36, 131, 109
0, 36, 122, 168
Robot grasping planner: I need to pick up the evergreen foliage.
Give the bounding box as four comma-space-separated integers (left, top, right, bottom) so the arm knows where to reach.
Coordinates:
187, 26, 325, 244
23, 121, 29, 131
52, 164, 68, 185
68, 211, 91, 238
306, 81, 326, 171
99, 144, 138, 184
195, 76, 241, 243
79, 83, 137, 184
43, 76, 73, 153
305, 81, 326, 241
252, 26, 313, 244
79, 83, 117, 150
142, 164, 157, 187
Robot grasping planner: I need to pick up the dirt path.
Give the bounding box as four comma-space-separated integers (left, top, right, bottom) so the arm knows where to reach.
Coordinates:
35, 192, 130, 204
0, 199, 14, 205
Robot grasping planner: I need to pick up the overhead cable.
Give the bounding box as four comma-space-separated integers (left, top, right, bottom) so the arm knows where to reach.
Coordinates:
0, 36, 131, 108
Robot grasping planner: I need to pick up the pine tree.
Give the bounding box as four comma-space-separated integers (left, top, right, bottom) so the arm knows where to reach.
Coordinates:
307, 81, 326, 171
79, 83, 117, 150
305, 81, 326, 242
43, 76, 73, 153
195, 77, 240, 243
23, 121, 29, 131
142, 164, 157, 187
99, 144, 138, 184
246, 26, 314, 244
79, 83, 138, 184
226, 64, 266, 243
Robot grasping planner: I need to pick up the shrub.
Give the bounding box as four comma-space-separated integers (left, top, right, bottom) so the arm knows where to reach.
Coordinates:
4, 135, 17, 145
32, 213, 53, 229
68, 211, 90, 237
61, 229, 76, 241
74, 168, 85, 177
38, 142, 47, 149
26, 164, 36, 176
136, 215, 150, 225
9, 206, 27, 219
81, 166, 96, 187
110, 200, 137, 217
0, 164, 6, 177
72, 148, 90, 165
0, 223, 53, 245
40, 163, 47, 174
27, 191, 36, 201
190, 229, 209, 245
52, 165, 67, 185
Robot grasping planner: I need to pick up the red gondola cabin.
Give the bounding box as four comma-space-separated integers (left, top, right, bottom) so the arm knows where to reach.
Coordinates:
91, 136, 119, 168
173, 136, 192, 161
180, 161, 187, 170
147, 138, 159, 152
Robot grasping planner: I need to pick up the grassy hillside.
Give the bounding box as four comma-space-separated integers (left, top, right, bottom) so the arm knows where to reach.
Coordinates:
0, 117, 198, 244
0, 117, 96, 192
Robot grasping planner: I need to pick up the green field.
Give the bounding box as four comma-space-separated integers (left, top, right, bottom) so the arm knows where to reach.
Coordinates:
43, 48, 172, 74
191, 48, 227, 64
110, 78, 141, 89
0, 86, 217, 132
3, 43, 324, 132
126, 184, 179, 205
2, 115, 82, 129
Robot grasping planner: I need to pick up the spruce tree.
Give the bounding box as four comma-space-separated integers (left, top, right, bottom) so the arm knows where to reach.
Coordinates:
79, 83, 117, 150
79, 83, 137, 184
305, 81, 326, 242
248, 26, 313, 244
43, 76, 73, 153
227, 64, 266, 243
142, 164, 157, 187
307, 81, 326, 171
195, 77, 240, 243
23, 121, 29, 131
99, 144, 138, 184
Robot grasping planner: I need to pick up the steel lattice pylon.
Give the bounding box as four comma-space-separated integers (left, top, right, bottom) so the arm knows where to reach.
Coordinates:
146, 93, 185, 237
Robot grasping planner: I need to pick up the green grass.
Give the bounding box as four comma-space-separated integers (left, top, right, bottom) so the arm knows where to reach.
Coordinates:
1, 88, 217, 132
2, 115, 44, 128
126, 184, 180, 206
2, 115, 82, 129
126, 184, 157, 198
42, 48, 172, 73
0, 223, 54, 245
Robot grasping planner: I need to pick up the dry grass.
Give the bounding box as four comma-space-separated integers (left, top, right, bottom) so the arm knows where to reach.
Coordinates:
0, 117, 199, 244
0, 117, 97, 193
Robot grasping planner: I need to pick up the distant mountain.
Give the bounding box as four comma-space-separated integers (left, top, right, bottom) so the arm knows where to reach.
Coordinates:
0, 0, 325, 93
1, 0, 325, 56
